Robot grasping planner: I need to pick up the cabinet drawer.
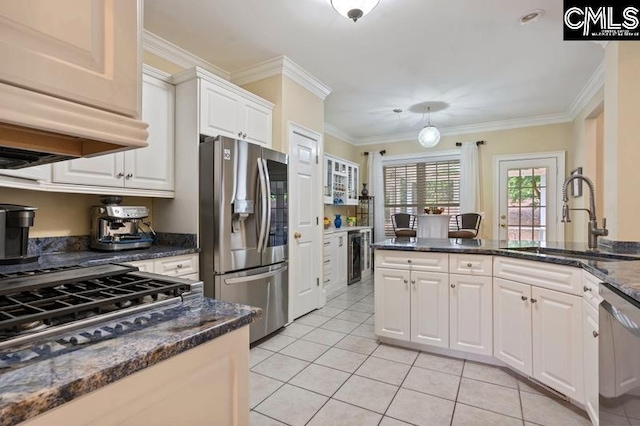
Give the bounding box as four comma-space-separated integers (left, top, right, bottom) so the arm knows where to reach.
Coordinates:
450, 254, 492, 276
494, 256, 581, 295
582, 271, 604, 308
375, 250, 448, 272
125, 259, 155, 273
154, 254, 199, 277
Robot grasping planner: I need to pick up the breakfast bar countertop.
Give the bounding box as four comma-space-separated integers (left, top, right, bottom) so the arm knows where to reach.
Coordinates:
371, 238, 640, 304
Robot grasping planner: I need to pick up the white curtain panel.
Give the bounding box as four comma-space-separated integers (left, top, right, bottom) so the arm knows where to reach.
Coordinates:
460, 142, 480, 213
368, 151, 385, 242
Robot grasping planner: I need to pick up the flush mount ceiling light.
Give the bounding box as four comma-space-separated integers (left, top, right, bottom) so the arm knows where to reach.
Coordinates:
520, 9, 545, 25
418, 107, 441, 148
331, 0, 380, 22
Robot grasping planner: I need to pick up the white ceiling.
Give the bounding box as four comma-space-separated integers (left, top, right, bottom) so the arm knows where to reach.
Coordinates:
144, 0, 604, 143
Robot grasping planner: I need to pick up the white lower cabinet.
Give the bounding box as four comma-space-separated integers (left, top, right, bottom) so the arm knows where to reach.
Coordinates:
125, 254, 199, 280
449, 274, 493, 356
493, 276, 584, 403
333, 232, 348, 288
375, 267, 411, 341
411, 271, 449, 347
583, 299, 599, 425
532, 286, 584, 402
494, 278, 533, 375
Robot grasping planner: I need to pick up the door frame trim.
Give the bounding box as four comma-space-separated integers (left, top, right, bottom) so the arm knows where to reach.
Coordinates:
492, 151, 566, 242
287, 121, 324, 321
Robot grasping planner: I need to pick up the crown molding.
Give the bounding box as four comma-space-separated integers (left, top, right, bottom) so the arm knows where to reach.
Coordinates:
567, 60, 605, 119
324, 123, 357, 145
142, 64, 172, 82
142, 30, 230, 80
332, 112, 573, 146
231, 56, 332, 100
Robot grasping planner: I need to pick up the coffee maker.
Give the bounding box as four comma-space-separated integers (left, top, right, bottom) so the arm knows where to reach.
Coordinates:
90, 196, 154, 251
0, 204, 37, 264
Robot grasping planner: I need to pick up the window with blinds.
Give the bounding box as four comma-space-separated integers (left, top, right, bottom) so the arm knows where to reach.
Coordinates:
384, 159, 461, 236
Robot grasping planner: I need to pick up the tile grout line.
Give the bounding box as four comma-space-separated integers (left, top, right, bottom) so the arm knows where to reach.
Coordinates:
449, 359, 466, 426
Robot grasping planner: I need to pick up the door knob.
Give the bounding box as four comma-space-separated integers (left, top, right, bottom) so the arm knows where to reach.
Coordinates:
500, 223, 506, 228
294, 232, 302, 239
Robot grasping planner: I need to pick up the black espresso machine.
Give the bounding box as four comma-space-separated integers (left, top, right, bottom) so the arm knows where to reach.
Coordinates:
0, 204, 37, 264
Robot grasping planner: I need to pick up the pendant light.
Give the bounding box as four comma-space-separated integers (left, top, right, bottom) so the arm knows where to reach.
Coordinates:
331, 0, 380, 22
418, 107, 441, 148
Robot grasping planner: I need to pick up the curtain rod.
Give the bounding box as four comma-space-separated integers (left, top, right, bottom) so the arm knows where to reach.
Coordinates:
455, 141, 485, 147
363, 150, 386, 156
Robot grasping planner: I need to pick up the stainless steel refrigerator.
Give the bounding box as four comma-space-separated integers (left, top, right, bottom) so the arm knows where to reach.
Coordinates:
199, 136, 288, 343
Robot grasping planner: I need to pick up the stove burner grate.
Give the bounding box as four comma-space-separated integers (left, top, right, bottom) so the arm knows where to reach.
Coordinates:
0, 264, 191, 340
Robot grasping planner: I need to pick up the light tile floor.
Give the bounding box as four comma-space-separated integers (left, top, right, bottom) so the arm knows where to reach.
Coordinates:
250, 277, 592, 426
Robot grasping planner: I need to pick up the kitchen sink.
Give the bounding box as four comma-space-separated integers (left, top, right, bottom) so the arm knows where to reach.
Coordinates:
503, 247, 640, 262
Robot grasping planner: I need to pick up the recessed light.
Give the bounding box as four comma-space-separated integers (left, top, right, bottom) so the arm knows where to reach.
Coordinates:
520, 9, 545, 25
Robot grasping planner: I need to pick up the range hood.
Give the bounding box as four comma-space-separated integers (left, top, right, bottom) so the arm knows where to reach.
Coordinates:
0, 81, 149, 170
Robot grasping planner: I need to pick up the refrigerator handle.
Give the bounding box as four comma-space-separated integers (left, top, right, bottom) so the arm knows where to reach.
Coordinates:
257, 157, 268, 254
223, 264, 288, 284
262, 158, 272, 252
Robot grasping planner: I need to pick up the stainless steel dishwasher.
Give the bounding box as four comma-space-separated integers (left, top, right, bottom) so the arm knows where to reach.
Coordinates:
599, 283, 640, 425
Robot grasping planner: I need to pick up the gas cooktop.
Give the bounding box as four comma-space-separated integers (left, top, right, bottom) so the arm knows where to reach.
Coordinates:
0, 264, 194, 351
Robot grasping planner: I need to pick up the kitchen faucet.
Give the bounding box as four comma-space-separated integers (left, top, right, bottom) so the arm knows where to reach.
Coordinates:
561, 173, 607, 249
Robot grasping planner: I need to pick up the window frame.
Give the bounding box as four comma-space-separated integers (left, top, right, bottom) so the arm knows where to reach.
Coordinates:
381, 150, 461, 237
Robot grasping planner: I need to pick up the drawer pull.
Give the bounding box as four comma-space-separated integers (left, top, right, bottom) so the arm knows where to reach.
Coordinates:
593, 331, 599, 338
176, 264, 183, 269
407, 259, 412, 264
583, 286, 592, 292
467, 263, 473, 267
451, 284, 455, 288
324, 260, 330, 264
521, 296, 528, 301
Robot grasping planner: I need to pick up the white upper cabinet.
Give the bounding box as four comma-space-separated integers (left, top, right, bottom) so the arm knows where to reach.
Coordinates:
52, 69, 175, 194
324, 155, 359, 205
0, 0, 141, 118
197, 74, 273, 146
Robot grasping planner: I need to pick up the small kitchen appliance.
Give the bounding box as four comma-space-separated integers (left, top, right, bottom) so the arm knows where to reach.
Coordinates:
0, 204, 37, 264
90, 196, 154, 251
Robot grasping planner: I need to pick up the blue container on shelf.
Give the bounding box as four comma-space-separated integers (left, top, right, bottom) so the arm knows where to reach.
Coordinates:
334, 214, 342, 229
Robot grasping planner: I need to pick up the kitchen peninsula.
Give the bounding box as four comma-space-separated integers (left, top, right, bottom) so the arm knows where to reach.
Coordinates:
371, 237, 640, 425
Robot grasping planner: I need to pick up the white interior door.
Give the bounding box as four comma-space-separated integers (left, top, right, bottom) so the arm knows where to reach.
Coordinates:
494, 152, 564, 242
289, 124, 323, 320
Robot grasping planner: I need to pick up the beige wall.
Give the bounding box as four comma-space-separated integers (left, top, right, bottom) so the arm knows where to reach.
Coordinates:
569, 88, 604, 243
603, 42, 640, 240
0, 188, 152, 237
356, 123, 572, 240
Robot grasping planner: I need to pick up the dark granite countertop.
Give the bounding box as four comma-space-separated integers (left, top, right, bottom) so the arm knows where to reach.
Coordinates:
0, 295, 261, 426
0, 245, 199, 275
371, 238, 640, 303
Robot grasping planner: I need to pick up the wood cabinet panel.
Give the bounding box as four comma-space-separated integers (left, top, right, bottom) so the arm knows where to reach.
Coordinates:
449, 274, 492, 356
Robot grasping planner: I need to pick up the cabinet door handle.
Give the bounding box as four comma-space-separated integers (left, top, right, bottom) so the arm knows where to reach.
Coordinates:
117, 172, 124, 178
403, 279, 408, 288
521, 296, 528, 301
451, 284, 455, 288
593, 331, 599, 338
126, 173, 133, 179
531, 298, 538, 303
238, 131, 242, 137
411, 279, 416, 286
583, 286, 592, 292
243, 133, 247, 139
